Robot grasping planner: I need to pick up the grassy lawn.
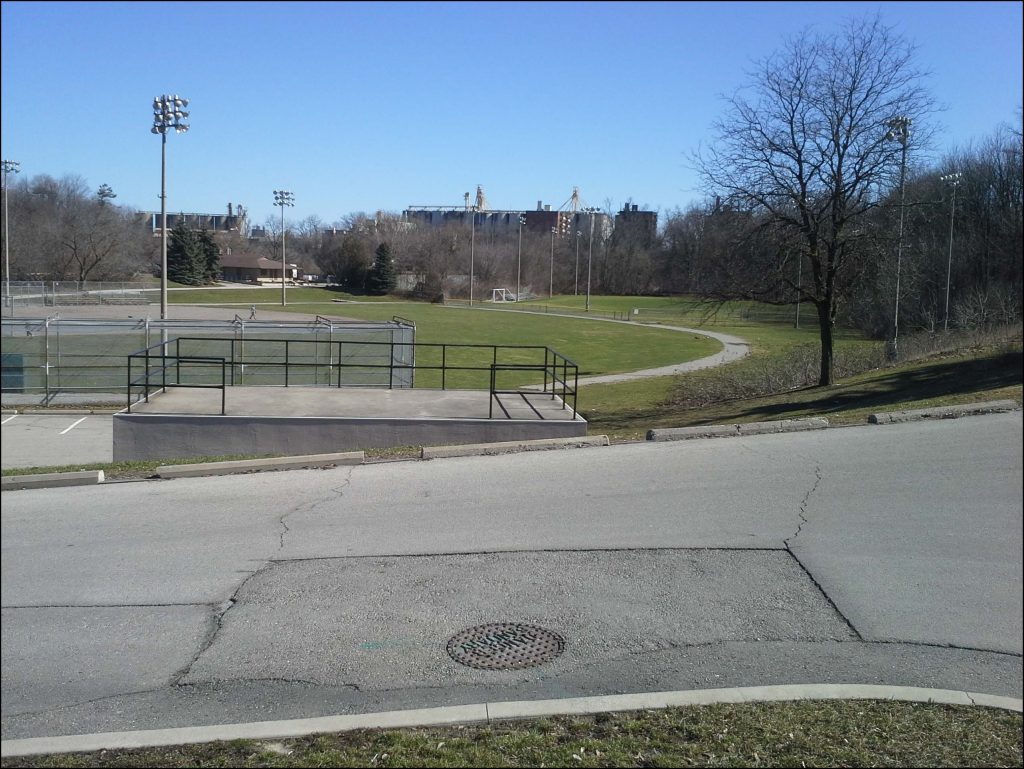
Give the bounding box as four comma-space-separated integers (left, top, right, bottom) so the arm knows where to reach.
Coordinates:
184, 300, 724, 378
4, 700, 1020, 768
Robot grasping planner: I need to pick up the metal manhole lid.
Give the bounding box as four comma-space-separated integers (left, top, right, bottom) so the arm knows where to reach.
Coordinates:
447, 623, 565, 670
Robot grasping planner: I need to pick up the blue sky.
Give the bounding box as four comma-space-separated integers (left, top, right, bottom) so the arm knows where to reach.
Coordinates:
2, 1, 1021, 229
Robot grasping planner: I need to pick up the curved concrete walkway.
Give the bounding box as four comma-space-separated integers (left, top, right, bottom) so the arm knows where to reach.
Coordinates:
576, 324, 749, 385
448, 304, 751, 386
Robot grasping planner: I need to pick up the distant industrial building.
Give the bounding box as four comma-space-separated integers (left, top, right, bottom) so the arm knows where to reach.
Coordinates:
142, 202, 248, 236
403, 186, 615, 240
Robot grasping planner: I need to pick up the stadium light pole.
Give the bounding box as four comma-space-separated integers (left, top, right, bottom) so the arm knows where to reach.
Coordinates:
469, 205, 477, 306
2, 159, 20, 315
574, 230, 581, 296
549, 227, 556, 299
940, 172, 962, 332
516, 215, 525, 302
885, 115, 911, 358
584, 207, 598, 312
152, 94, 189, 320
273, 190, 295, 306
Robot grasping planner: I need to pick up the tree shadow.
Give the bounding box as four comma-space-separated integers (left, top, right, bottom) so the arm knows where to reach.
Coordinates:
730, 350, 1022, 421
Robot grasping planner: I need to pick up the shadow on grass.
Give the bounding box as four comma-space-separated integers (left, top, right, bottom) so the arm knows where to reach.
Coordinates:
729, 350, 1022, 422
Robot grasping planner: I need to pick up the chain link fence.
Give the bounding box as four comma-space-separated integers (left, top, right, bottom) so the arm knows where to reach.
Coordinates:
2, 281, 159, 308
1, 316, 415, 399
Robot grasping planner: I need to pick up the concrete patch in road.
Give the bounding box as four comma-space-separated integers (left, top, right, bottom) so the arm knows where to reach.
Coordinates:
181, 550, 855, 690
647, 418, 829, 442
868, 400, 1019, 424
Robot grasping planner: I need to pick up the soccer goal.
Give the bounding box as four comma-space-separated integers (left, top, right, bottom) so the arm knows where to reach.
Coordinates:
490, 288, 518, 302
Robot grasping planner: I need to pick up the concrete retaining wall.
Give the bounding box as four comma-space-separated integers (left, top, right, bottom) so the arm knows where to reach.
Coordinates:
113, 413, 587, 462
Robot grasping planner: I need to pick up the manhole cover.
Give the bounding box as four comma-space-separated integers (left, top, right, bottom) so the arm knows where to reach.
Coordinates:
447, 623, 565, 670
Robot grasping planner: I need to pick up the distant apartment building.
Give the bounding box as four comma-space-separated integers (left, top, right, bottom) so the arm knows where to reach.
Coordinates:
613, 203, 658, 248
142, 202, 248, 237
403, 201, 612, 240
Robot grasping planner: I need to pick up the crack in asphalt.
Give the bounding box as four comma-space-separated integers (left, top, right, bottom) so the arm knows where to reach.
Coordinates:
785, 464, 822, 547
169, 566, 270, 686
277, 467, 355, 550
171, 469, 357, 686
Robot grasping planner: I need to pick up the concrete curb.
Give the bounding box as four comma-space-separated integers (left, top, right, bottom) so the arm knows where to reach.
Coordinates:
421, 435, 610, 459
868, 399, 1020, 424
156, 452, 365, 478
0, 470, 105, 491
2, 684, 1019, 758
647, 417, 830, 442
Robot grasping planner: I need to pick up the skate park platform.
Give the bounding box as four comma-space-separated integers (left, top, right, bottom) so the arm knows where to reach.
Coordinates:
113, 385, 586, 461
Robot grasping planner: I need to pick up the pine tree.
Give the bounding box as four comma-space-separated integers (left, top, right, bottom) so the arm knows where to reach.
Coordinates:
197, 229, 221, 284
167, 223, 204, 285
366, 241, 396, 295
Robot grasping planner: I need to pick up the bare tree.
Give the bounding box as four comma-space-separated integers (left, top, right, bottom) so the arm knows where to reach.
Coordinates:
694, 15, 934, 384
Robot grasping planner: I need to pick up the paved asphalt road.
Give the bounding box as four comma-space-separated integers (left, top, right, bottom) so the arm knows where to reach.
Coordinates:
1, 413, 1021, 740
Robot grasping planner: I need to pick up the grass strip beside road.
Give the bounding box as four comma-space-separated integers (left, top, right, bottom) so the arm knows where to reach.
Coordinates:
3, 701, 1020, 768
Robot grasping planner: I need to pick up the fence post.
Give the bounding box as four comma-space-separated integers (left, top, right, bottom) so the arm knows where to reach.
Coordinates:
285, 340, 290, 387
44, 317, 51, 402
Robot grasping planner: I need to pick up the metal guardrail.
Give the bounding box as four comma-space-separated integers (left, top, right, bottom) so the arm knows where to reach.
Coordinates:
489, 346, 579, 420
127, 340, 227, 415
125, 337, 578, 420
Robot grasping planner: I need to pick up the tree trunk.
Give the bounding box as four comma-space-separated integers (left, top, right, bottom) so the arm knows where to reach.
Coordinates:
816, 300, 834, 386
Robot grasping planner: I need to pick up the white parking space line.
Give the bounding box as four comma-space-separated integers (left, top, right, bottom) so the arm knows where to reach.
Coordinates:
1, 414, 17, 425
59, 417, 88, 435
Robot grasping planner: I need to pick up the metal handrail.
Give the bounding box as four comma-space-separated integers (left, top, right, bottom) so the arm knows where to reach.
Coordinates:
127, 344, 228, 414
126, 336, 578, 421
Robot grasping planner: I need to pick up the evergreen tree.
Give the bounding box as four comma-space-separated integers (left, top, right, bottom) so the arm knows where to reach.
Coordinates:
197, 229, 221, 284
167, 222, 204, 285
366, 241, 396, 295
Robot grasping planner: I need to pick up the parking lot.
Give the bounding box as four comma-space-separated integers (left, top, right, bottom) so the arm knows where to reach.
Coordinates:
1, 413, 113, 470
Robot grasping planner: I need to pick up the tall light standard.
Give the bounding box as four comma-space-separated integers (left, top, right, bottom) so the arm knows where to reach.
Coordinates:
273, 190, 295, 306
2, 159, 20, 315
574, 230, 582, 296
152, 94, 189, 320
940, 172, 962, 332
885, 115, 911, 358
516, 214, 525, 301
469, 205, 477, 306
549, 226, 556, 299
583, 207, 599, 312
